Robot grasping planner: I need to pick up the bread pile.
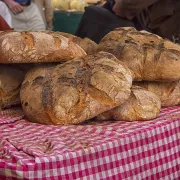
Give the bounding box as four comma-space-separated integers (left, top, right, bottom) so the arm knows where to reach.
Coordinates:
0, 31, 96, 111
0, 28, 179, 124
97, 27, 180, 122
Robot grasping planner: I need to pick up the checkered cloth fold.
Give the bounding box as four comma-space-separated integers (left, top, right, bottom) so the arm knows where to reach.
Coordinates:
0, 106, 180, 180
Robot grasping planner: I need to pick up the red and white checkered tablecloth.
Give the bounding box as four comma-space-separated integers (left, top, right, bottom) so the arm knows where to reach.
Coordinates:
0, 106, 180, 180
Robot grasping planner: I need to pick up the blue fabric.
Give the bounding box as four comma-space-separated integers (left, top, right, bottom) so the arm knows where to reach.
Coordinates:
15, 0, 31, 5
15, 0, 30, 3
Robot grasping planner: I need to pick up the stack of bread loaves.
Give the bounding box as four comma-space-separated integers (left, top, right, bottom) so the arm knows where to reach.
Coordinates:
0, 31, 131, 125
0, 29, 179, 124
97, 27, 180, 121
0, 31, 97, 112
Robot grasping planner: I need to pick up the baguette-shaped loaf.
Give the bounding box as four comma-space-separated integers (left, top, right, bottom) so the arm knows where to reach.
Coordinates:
0, 65, 25, 109
20, 52, 133, 125
134, 81, 180, 107
98, 27, 180, 81
0, 31, 86, 63
97, 86, 161, 121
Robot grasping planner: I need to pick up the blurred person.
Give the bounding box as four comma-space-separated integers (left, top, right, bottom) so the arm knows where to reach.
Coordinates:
3, 0, 46, 31
76, 0, 180, 44
0, 1, 12, 27
113, 0, 180, 43
34, 0, 53, 30
76, 1, 135, 43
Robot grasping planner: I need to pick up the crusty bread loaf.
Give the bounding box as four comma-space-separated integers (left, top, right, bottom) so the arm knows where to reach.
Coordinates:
134, 81, 180, 107
96, 86, 161, 121
20, 65, 56, 124
0, 31, 86, 63
0, 65, 25, 109
98, 27, 180, 81
50, 32, 98, 55
20, 52, 133, 125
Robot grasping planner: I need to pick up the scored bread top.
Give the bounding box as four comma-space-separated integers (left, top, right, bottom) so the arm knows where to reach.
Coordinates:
20, 52, 133, 125
0, 31, 86, 63
45, 31, 98, 55
98, 27, 180, 81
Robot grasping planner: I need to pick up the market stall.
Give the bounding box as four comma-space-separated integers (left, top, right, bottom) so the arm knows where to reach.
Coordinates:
0, 27, 180, 180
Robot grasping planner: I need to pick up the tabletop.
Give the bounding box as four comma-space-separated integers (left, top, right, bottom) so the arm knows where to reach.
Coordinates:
0, 106, 180, 180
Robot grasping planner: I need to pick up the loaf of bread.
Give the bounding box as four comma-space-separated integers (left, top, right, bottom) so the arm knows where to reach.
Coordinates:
0, 65, 25, 110
98, 27, 180, 81
0, 31, 86, 63
50, 32, 98, 55
20, 65, 56, 124
96, 86, 161, 121
134, 81, 180, 107
20, 52, 133, 125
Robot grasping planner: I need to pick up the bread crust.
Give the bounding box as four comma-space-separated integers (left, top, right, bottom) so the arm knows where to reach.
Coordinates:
20, 52, 133, 125
20, 65, 55, 124
47, 31, 98, 55
134, 81, 180, 107
0, 31, 86, 63
98, 27, 180, 81
97, 86, 161, 121
0, 65, 25, 109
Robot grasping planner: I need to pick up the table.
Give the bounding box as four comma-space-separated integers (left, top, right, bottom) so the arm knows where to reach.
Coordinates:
0, 106, 180, 180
